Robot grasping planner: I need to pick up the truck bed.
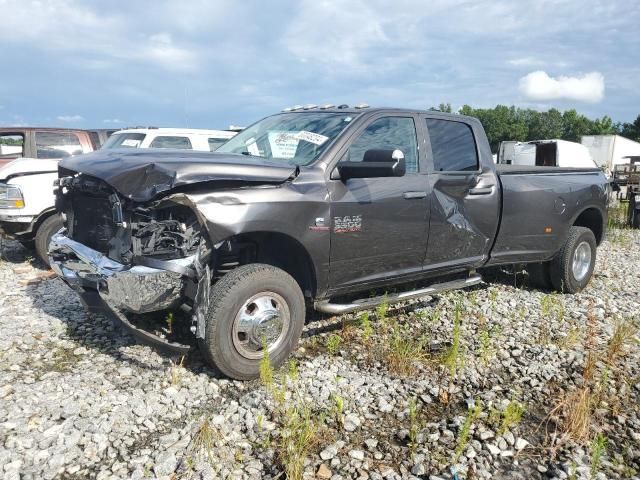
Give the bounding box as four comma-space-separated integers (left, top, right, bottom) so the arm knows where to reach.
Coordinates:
488, 166, 607, 266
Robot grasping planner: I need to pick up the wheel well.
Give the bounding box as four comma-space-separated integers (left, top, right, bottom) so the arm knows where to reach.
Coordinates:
214, 232, 317, 299
32, 209, 58, 235
573, 208, 604, 245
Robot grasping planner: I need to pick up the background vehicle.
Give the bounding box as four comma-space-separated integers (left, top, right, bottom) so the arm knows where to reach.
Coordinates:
581, 134, 640, 177
101, 128, 237, 151
50, 107, 608, 380
0, 128, 94, 263
498, 139, 597, 168
86, 129, 119, 150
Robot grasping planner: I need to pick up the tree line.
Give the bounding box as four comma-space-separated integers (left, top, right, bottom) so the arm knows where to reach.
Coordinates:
432, 103, 640, 153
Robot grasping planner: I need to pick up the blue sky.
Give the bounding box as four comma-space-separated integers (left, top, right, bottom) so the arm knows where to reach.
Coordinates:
0, 0, 638, 129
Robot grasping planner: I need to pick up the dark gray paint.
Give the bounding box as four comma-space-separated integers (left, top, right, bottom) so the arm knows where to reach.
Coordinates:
59, 149, 297, 202
55, 108, 608, 301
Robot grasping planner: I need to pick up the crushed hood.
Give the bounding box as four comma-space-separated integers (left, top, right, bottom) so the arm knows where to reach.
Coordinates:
59, 149, 297, 202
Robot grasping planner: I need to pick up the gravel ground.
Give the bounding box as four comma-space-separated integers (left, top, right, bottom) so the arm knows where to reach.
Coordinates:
0, 230, 639, 480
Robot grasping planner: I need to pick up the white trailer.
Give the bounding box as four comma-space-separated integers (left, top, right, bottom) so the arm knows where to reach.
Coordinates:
497, 139, 596, 168
581, 135, 640, 176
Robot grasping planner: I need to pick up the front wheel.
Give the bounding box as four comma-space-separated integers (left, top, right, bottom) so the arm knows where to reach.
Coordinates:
198, 263, 305, 380
550, 226, 597, 294
35, 214, 64, 266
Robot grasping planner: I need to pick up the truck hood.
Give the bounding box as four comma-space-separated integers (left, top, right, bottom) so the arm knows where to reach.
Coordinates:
59, 149, 298, 202
0, 157, 59, 182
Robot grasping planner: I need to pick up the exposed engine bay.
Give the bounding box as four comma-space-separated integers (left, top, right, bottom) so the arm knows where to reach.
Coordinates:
56, 172, 205, 265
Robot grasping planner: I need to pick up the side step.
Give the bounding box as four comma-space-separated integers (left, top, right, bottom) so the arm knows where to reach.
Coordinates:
314, 274, 483, 315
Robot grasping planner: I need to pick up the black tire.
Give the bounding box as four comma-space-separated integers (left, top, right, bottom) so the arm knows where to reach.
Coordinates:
527, 262, 553, 290
198, 263, 305, 380
550, 226, 597, 294
633, 211, 640, 229
35, 214, 63, 266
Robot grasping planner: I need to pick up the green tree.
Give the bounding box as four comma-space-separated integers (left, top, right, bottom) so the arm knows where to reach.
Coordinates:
617, 115, 640, 141
429, 103, 452, 113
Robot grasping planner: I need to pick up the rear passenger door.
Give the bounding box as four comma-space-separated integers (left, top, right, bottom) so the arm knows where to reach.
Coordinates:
423, 116, 500, 271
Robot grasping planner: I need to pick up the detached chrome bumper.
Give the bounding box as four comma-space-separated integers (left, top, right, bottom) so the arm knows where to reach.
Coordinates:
49, 232, 192, 314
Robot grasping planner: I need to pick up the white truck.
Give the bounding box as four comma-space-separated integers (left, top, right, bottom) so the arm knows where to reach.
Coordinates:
581, 134, 640, 177
497, 139, 597, 168
0, 127, 237, 264
0, 128, 96, 263
101, 127, 237, 152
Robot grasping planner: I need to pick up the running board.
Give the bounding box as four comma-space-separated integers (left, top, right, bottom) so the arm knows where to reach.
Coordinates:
314, 274, 483, 315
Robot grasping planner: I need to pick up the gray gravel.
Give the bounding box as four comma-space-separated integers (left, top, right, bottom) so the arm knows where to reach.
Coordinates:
0, 229, 639, 480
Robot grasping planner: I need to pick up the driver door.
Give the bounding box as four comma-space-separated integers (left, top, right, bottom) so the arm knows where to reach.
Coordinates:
327, 115, 430, 292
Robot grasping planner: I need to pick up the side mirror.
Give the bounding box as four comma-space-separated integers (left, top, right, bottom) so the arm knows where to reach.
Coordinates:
337, 149, 406, 180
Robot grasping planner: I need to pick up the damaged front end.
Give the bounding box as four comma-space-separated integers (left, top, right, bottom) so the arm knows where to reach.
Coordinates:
49, 172, 211, 353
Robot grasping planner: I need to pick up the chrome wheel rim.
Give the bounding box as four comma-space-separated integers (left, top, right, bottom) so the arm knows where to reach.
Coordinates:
572, 241, 592, 282
232, 292, 290, 360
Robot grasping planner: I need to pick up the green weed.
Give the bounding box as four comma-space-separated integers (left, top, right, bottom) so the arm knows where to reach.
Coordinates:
330, 393, 344, 425
589, 433, 607, 479
499, 399, 525, 434
360, 311, 374, 342
455, 402, 482, 461
325, 333, 342, 355
443, 304, 463, 376
408, 398, 420, 457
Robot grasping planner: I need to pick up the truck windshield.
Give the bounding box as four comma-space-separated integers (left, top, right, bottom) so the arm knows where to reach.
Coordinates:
216, 112, 357, 165
101, 133, 146, 149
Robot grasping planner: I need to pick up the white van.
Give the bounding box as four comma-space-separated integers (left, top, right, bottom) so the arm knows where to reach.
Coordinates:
101, 128, 236, 152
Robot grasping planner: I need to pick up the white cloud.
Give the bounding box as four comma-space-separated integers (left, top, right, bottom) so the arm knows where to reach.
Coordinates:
103, 119, 123, 124
518, 71, 605, 103
57, 115, 84, 122
0, 0, 197, 71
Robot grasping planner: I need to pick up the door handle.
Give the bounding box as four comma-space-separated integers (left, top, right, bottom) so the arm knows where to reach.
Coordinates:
403, 191, 427, 199
468, 186, 495, 195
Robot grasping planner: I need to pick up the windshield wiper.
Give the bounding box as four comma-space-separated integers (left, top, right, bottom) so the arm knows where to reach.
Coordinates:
240, 151, 252, 156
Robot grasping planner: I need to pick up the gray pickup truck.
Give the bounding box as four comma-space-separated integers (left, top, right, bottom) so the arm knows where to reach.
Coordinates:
49, 107, 608, 379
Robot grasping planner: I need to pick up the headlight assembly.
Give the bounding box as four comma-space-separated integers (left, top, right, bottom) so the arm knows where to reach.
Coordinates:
0, 183, 25, 209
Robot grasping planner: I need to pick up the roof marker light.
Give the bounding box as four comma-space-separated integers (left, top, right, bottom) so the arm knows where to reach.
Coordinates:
292, 105, 303, 110
303, 104, 318, 110
354, 103, 369, 109
282, 107, 293, 112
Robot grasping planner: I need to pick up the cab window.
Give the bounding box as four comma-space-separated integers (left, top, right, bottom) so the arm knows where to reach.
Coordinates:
426, 119, 478, 172
346, 117, 419, 173
149, 136, 192, 149
35, 131, 83, 159
0, 133, 25, 160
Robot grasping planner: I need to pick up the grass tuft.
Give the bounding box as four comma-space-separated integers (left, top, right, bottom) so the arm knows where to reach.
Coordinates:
325, 333, 342, 355
455, 401, 481, 461
278, 404, 318, 480
499, 399, 525, 434
605, 319, 637, 366
384, 323, 427, 376
443, 303, 463, 376
589, 433, 607, 479
192, 418, 217, 464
